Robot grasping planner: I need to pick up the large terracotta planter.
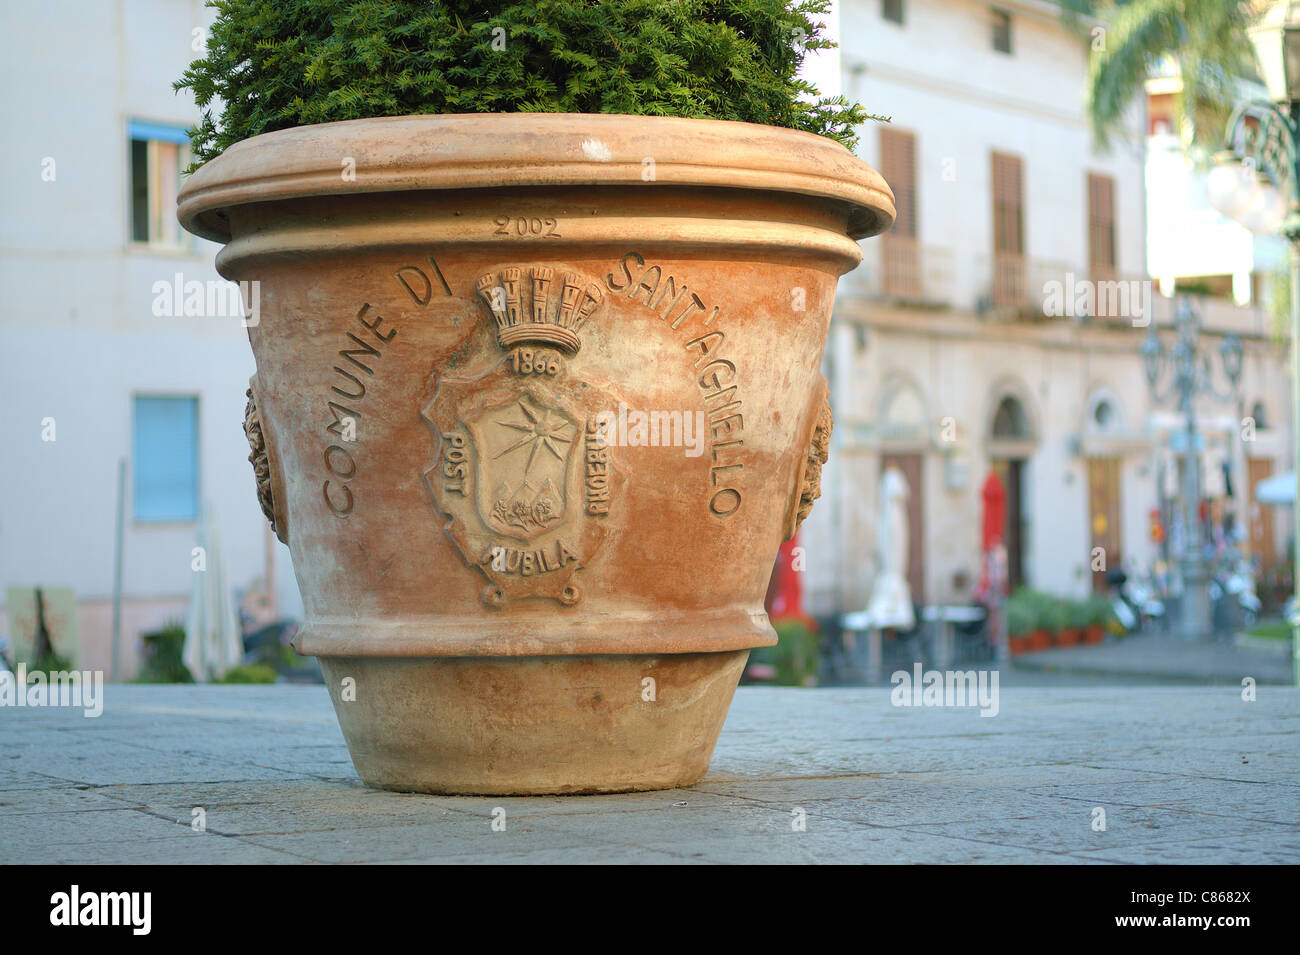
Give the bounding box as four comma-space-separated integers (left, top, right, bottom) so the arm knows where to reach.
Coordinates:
178, 114, 894, 794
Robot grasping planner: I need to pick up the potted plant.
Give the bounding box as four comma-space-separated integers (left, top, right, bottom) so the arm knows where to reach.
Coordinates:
1055, 598, 1087, 647
1005, 593, 1033, 656
176, 0, 894, 794
1039, 596, 1069, 648
1083, 595, 1110, 643
1019, 590, 1052, 652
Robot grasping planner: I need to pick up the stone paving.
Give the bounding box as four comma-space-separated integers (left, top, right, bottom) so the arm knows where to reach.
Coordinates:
1011, 635, 1294, 684
1, 684, 1297, 864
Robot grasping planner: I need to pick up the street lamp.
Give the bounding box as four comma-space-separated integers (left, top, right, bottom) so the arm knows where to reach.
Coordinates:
1142, 300, 1244, 640
1249, 0, 1300, 106
1206, 0, 1300, 680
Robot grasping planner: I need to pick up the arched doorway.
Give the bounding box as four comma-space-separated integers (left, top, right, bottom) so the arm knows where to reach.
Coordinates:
879, 379, 928, 604
1083, 391, 1126, 593
987, 391, 1036, 590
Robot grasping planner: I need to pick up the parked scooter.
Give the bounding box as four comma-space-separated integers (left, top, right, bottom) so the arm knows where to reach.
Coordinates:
1211, 558, 1261, 634
1106, 567, 1166, 634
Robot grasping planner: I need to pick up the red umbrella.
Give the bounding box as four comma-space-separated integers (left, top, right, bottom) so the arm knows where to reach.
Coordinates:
765, 532, 813, 626
981, 470, 1006, 552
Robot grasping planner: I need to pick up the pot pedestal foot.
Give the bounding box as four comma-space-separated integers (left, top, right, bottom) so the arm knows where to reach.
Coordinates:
318, 650, 749, 795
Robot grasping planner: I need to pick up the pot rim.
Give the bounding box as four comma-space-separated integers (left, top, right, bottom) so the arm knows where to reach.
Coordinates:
177, 112, 895, 243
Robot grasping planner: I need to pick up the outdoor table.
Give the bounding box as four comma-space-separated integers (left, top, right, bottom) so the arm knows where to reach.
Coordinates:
839, 610, 883, 683
920, 605, 987, 668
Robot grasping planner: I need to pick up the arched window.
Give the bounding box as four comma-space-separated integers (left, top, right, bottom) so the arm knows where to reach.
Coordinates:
880, 383, 927, 443
992, 395, 1030, 440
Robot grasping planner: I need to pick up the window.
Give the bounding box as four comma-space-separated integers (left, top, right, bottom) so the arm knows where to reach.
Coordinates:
882, 0, 905, 25
880, 128, 920, 298
133, 396, 199, 523
992, 9, 1013, 54
992, 396, 1030, 440
992, 153, 1024, 256
881, 129, 918, 241
129, 121, 191, 247
991, 152, 1025, 306
1088, 173, 1117, 282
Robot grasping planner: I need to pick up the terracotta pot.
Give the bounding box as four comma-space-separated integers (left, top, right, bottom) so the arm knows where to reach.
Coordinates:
178, 114, 894, 794
1083, 624, 1105, 644
1029, 629, 1052, 652
1007, 635, 1029, 656
1055, 627, 1081, 647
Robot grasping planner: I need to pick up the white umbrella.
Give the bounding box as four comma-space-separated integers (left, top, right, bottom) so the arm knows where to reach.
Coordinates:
1255, 471, 1296, 506
183, 505, 245, 681
866, 467, 915, 630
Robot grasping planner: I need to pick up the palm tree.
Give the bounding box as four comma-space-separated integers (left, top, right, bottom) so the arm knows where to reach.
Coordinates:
1080, 0, 1261, 153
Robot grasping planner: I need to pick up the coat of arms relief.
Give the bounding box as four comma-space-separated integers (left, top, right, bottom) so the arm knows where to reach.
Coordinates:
422, 266, 625, 607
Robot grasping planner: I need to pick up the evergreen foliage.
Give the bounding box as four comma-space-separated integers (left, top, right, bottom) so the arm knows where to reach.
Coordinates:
177, 0, 883, 164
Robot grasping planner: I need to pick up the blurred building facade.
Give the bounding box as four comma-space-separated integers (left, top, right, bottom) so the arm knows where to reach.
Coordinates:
0, 0, 1293, 667
0, 0, 301, 677
803, 0, 1295, 616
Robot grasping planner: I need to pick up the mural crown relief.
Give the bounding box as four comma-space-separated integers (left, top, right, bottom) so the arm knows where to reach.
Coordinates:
475, 267, 604, 355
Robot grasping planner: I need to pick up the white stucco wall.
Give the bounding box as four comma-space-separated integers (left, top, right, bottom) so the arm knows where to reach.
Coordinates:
0, 0, 302, 674
841, 0, 1147, 304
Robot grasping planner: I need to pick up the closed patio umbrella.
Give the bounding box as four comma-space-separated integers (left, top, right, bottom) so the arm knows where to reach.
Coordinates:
183, 505, 245, 682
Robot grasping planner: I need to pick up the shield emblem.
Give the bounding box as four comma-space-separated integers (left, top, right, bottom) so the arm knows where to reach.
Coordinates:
466, 393, 577, 542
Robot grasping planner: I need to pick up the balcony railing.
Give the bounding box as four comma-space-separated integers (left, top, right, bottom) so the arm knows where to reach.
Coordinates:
854, 237, 954, 306
976, 255, 1073, 318
842, 246, 1274, 335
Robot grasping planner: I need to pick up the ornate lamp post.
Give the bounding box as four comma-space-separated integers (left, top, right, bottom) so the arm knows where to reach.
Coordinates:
1142, 302, 1244, 640
1206, 0, 1300, 679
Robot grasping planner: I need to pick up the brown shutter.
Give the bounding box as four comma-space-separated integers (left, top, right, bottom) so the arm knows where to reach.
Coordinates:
880, 128, 920, 298
991, 152, 1024, 307
880, 128, 917, 239
1087, 172, 1116, 279
991, 152, 1023, 255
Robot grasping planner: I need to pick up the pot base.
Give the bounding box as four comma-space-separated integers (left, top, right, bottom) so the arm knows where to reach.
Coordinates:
318, 651, 749, 795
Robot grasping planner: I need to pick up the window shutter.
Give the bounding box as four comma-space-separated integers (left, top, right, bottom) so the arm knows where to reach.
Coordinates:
880, 128, 917, 239
1088, 173, 1117, 277
992, 152, 1023, 255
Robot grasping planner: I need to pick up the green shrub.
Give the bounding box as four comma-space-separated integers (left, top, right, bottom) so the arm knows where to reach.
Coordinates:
1011, 588, 1052, 630
135, 622, 195, 684
1065, 598, 1091, 630
1042, 597, 1069, 633
216, 663, 278, 684
1004, 591, 1034, 637
177, 0, 884, 164
1246, 619, 1292, 640
1085, 595, 1113, 628
749, 620, 820, 685
30, 650, 72, 675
